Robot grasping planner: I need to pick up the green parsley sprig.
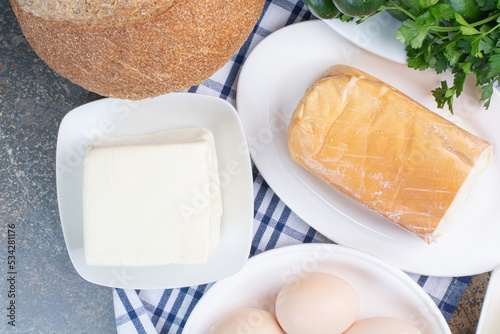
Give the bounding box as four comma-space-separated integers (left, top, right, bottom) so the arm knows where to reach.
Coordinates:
339, 0, 500, 113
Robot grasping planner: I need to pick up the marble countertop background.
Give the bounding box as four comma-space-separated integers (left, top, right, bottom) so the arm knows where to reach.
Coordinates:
0, 0, 491, 332
1, 1, 115, 332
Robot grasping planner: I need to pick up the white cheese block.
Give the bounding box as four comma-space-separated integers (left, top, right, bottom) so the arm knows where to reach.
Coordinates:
82, 128, 223, 267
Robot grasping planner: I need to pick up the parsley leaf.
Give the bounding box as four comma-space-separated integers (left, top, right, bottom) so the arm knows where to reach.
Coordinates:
479, 37, 495, 54
453, 69, 467, 97
338, 14, 354, 22
471, 36, 483, 57
396, 20, 430, 49
333, 0, 500, 112
416, 10, 437, 26
429, 4, 454, 21
460, 26, 481, 35
445, 42, 463, 66
481, 82, 494, 108
489, 52, 500, 69
455, 13, 471, 26
477, 0, 497, 11
432, 81, 454, 113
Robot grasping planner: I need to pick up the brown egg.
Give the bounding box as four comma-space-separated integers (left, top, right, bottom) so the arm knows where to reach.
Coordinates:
210, 308, 283, 334
343, 316, 422, 334
275, 272, 359, 334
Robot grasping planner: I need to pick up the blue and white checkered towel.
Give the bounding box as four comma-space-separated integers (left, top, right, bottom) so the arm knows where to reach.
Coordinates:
113, 1, 470, 333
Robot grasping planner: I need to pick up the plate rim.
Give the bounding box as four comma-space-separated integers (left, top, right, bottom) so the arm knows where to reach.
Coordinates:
235, 20, 500, 277
322, 11, 407, 64
55, 92, 254, 289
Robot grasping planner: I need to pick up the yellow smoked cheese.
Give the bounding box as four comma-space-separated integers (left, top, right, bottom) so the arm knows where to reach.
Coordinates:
287, 65, 493, 243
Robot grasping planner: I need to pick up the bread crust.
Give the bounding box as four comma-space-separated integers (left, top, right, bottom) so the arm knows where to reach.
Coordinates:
14, 0, 176, 27
11, 0, 265, 100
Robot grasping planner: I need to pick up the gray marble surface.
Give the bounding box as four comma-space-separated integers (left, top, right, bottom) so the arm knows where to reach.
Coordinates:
1, 1, 116, 332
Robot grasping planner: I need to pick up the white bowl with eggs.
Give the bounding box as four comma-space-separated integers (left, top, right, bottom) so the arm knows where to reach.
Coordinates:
184, 243, 451, 333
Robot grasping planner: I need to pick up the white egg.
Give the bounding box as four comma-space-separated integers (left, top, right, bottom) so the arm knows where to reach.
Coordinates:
343, 316, 422, 334
209, 308, 284, 334
275, 272, 359, 334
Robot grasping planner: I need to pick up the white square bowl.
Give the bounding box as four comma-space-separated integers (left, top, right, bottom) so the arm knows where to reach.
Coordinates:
56, 93, 254, 289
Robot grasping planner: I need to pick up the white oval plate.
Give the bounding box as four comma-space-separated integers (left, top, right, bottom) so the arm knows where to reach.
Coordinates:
324, 11, 406, 64
56, 93, 253, 289
184, 243, 450, 333
236, 20, 500, 276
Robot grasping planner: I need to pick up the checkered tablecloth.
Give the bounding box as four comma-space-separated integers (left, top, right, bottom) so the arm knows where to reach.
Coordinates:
113, 1, 470, 333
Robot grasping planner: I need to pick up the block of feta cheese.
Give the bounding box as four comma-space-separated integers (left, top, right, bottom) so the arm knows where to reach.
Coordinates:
82, 128, 223, 266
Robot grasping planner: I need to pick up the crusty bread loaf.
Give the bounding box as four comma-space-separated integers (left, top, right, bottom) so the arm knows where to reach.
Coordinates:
288, 65, 493, 243
14, 0, 176, 27
10, 0, 265, 100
